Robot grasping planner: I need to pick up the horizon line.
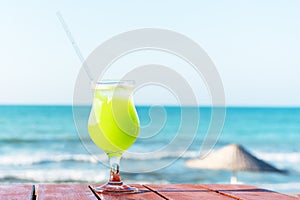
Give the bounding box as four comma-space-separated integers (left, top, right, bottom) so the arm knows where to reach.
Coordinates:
0, 103, 300, 108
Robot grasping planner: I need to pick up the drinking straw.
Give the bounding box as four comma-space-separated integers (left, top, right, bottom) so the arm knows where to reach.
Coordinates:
56, 11, 94, 84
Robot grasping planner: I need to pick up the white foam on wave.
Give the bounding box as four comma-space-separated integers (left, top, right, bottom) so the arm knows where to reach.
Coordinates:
0, 169, 107, 183
0, 151, 199, 166
0, 154, 103, 166
1, 151, 299, 167
123, 150, 199, 160
259, 182, 300, 194
254, 152, 300, 163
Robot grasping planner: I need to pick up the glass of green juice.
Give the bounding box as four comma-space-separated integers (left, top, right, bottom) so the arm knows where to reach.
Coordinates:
88, 80, 140, 193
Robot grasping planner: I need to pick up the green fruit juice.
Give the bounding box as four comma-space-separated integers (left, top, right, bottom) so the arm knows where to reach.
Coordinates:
88, 85, 140, 157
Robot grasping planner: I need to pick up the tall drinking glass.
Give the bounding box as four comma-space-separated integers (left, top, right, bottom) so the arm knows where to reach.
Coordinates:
88, 80, 140, 193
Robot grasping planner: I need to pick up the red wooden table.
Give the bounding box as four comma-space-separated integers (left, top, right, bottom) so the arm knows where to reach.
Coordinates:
0, 184, 298, 200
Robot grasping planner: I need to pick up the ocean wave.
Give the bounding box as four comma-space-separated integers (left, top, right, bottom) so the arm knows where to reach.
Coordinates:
259, 182, 300, 194
0, 151, 199, 166
0, 169, 107, 183
254, 152, 300, 163
0, 169, 171, 184
127, 150, 300, 164
1, 151, 299, 167
123, 150, 199, 160
0, 154, 101, 166
0, 137, 81, 143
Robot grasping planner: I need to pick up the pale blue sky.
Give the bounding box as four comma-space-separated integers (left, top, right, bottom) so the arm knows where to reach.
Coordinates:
1, 1, 299, 106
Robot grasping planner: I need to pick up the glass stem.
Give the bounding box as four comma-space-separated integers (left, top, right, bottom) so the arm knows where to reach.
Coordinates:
108, 156, 122, 183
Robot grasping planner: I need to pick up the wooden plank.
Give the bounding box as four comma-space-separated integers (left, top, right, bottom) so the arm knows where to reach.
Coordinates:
1, 184, 297, 200
36, 184, 96, 200
199, 184, 297, 200
0, 184, 34, 200
89, 184, 165, 200
144, 184, 235, 200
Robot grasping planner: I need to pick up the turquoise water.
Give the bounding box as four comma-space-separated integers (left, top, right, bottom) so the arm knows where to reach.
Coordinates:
0, 105, 299, 194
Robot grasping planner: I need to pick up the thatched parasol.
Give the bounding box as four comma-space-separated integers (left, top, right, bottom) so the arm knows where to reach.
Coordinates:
185, 144, 285, 183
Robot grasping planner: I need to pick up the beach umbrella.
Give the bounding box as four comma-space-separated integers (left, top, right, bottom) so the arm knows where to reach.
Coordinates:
185, 144, 284, 183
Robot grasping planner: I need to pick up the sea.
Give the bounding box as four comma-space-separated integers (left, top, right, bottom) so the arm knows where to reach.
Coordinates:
0, 105, 299, 194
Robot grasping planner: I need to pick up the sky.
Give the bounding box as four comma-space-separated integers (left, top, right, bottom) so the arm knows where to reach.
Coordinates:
0, 0, 299, 106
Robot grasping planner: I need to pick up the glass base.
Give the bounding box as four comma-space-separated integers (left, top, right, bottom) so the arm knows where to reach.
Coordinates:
92, 181, 138, 193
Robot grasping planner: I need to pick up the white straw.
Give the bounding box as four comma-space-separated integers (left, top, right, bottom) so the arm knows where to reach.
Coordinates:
56, 11, 94, 83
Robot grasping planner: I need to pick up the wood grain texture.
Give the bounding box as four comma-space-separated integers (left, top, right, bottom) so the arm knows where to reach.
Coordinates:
89, 184, 165, 200
36, 184, 96, 200
0, 184, 34, 200
1, 184, 297, 200
144, 184, 234, 200
199, 184, 297, 200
